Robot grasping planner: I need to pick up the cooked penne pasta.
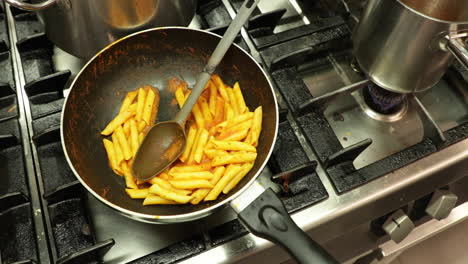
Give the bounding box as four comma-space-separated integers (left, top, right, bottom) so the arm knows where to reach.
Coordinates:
211, 152, 257, 166
209, 80, 217, 115
179, 126, 197, 162
121, 162, 138, 189
142, 87, 159, 125
233, 82, 247, 114
212, 74, 229, 102
101, 110, 134, 136
204, 149, 229, 159
175, 86, 187, 108
192, 104, 205, 129
169, 179, 213, 189
129, 119, 139, 155
193, 129, 209, 163
169, 163, 211, 173
149, 177, 192, 196
143, 194, 178, 205
119, 90, 138, 113
135, 87, 147, 122
103, 76, 263, 206
205, 165, 242, 201
111, 133, 124, 167
169, 171, 213, 180
190, 166, 225, 204
149, 183, 192, 204
226, 88, 239, 115
115, 126, 132, 160
223, 162, 254, 194
199, 97, 213, 123
126, 188, 149, 199
212, 140, 256, 152
250, 106, 263, 147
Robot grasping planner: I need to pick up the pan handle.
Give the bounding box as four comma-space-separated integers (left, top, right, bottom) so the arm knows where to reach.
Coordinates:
238, 188, 338, 264
440, 32, 468, 71
3, 0, 56, 10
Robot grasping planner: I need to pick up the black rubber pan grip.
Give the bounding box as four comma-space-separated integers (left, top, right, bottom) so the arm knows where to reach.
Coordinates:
238, 188, 338, 264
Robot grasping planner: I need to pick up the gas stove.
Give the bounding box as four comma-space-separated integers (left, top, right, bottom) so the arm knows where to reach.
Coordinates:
1, 0, 467, 264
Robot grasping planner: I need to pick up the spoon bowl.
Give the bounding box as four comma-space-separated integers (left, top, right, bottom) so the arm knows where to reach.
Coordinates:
132, 121, 186, 181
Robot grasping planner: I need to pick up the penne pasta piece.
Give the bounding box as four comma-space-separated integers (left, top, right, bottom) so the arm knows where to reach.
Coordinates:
212, 140, 256, 152
103, 139, 122, 175
111, 133, 124, 167
211, 152, 257, 166
121, 162, 138, 189
209, 80, 217, 116
179, 126, 197, 162
149, 177, 192, 195
142, 87, 159, 126
205, 165, 241, 201
199, 97, 213, 122
250, 106, 263, 147
226, 112, 253, 130
204, 149, 229, 159
101, 110, 134, 136
127, 103, 137, 113
126, 188, 149, 199
123, 119, 131, 137
149, 184, 192, 204
138, 132, 145, 144
223, 162, 254, 194
143, 194, 178, 205
233, 82, 247, 114
226, 88, 239, 115
119, 90, 138, 113
169, 171, 214, 180
192, 104, 205, 129
138, 120, 147, 132
190, 166, 226, 204
222, 128, 249, 142
188, 129, 202, 164
193, 129, 209, 163
115, 126, 132, 160
175, 86, 187, 108
225, 103, 234, 121
169, 179, 213, 189
135, 87, 147, 121
169, 163, 211, 173
213, 97, 225, 124
129, 119, 139, 155
212, 74, 229, 102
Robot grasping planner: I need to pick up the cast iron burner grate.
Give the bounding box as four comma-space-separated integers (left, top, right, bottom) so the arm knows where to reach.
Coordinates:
363, 83, 407, 114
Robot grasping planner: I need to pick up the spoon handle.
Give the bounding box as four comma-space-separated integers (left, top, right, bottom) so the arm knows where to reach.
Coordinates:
174, 0, 261, 125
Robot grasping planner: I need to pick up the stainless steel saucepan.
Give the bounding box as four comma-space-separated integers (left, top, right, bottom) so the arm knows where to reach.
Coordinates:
3, 0, 197, 58
353, 0, 468, 94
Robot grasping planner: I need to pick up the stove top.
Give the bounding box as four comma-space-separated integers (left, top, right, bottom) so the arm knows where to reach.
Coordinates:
1, 0, 467, 263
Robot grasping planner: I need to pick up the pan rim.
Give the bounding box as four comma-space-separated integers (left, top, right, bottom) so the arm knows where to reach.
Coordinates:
60, 26, 279, 223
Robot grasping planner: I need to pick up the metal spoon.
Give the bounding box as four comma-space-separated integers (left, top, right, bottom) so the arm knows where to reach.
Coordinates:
132, 0, 260, 181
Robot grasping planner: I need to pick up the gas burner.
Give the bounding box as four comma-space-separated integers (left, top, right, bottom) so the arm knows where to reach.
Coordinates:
364, 84, 407, 114
354, 83, 409, 122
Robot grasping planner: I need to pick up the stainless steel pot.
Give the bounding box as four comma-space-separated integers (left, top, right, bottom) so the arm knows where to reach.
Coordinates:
4, 0, 197, 58
353, 0, 468, 94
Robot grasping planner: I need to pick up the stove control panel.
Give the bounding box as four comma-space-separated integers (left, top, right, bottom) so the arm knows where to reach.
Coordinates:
382, 209, 415, 243
425, 189, 458, 220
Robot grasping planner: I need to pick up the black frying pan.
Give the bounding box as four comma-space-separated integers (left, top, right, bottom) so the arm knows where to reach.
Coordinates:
61, 27, 337, 263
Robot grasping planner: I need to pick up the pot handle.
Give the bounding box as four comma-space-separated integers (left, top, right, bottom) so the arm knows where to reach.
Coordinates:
441, 32, 468, 70
238, 188, 339, 264
3, 0, 56, 11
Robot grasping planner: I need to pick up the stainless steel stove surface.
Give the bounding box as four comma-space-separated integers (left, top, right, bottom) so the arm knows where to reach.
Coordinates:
1, 0, 468, 264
